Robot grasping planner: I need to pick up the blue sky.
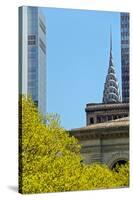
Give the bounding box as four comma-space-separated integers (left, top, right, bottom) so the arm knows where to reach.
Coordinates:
42, 8, 121, 130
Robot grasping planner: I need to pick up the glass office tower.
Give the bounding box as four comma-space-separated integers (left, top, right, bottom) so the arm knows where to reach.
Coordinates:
120, 13, 129, 103
19, 6, 46, 116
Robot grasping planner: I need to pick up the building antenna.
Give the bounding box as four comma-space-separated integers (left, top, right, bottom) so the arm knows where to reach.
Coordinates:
110, 25, 112, 52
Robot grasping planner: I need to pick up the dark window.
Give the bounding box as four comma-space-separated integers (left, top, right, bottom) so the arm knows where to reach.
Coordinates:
28, 35, 36, 45
28, 35, 36, 40
108, 116, 112, 121
123, 114, 128, 117
90, 117, 94, 124
34, 101, 38, 107
112, 160, 127, 170
97, 116, 101, 123
113, 116, 117, 120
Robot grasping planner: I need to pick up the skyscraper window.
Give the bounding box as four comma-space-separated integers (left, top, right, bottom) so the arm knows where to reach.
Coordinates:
120, 13, 129, 103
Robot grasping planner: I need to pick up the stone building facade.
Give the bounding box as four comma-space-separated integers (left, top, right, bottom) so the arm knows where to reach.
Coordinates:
85, 102, 129, 125
70, 117, 129, 169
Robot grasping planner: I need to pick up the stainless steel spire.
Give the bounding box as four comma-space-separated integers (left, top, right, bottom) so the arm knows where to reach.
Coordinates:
102, 30, 121, 103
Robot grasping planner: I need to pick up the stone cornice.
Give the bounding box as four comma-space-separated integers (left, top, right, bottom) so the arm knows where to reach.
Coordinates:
69, 118, 129, 140
70, 117, 129, 131
85, 102, 129, 112
70, 129, 129, 140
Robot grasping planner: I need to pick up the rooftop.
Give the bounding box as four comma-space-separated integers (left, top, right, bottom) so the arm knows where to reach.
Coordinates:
70, 117, 129, 133
85, 102, 129, 112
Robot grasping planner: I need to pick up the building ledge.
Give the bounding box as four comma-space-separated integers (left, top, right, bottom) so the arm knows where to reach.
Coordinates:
69, 117, 129, 133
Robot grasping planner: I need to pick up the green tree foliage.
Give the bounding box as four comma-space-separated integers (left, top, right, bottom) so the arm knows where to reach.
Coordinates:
19, 96, 129, 194
113, 162, 129, 187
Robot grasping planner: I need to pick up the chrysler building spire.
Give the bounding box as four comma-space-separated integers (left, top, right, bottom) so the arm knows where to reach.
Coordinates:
102, 30, 121, 103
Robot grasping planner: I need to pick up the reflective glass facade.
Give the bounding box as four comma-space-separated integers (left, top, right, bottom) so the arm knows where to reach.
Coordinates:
120, 13, 129, 103
19, 6, 46, 116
